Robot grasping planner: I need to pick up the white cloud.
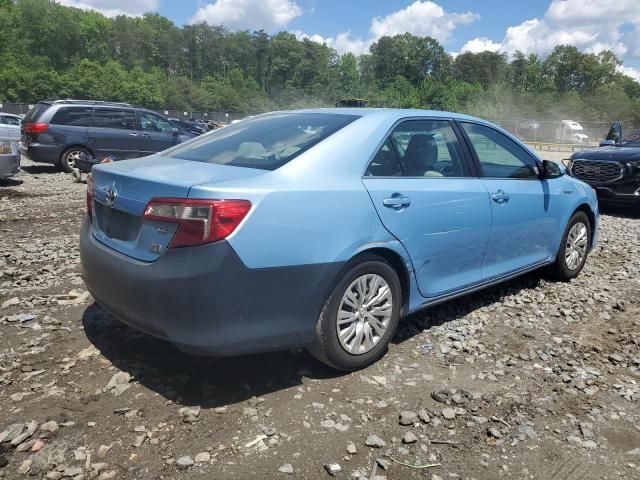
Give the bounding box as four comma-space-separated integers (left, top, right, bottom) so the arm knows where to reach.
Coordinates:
461, 0, 640, 60
294, 31, 371, 56
617, 65, 640, 82
369, 1, 477, 41
58, 0, 157, 17
460, 37, 502, 54
298, 1, 479, 55
191, 0, 302, 30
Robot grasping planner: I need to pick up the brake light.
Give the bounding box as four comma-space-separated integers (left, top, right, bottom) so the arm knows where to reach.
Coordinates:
86, 175, 94, 217
23, 122, 49, 134
143, 198, 251, 248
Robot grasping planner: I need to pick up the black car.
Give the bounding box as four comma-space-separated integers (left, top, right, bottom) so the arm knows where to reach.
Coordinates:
568, 121, 640, 207
167, 118, 207, 135
20, 100, 195, 172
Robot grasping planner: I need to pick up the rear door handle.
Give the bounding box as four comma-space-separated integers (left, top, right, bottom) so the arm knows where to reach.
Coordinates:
383, 193, 411, 210
491, 190, 510, 204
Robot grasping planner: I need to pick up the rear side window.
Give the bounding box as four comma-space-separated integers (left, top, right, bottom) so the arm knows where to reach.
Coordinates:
93, 108, 136, 130
365, 138, 403, 176
22, 103, 50, 123
165, 113, 359, 171
382, 120, 468, 177
50, 107, 94, 127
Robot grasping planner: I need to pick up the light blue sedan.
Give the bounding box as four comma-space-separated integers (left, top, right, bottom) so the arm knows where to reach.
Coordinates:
80, 109, 598, 371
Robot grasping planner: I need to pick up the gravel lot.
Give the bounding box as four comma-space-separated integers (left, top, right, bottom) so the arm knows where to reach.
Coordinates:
1, 159, 639, 480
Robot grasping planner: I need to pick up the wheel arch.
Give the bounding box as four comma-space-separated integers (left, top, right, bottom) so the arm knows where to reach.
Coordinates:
348, 247, 411, 316
573, 203, 597, 246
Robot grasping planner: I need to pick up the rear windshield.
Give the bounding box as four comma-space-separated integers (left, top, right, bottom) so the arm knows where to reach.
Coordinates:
164, 113, 359, 170
22, 103, 50, 123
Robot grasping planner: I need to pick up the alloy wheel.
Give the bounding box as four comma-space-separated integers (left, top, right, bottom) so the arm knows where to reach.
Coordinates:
65, 150, 84, 169
336, 274, 393, 355
565, 221, 588, 270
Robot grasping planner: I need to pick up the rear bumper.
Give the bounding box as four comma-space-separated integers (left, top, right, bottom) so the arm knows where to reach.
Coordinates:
79, 219, 343, 356
20, 143, 62, 164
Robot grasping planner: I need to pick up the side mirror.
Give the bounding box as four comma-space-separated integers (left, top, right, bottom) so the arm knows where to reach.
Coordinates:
172, 127, 179, 137
541, 159, 564, 179
599, 139, 615, 147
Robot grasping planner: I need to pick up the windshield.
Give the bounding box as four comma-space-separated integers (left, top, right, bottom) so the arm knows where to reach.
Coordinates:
164, 113, 359, 170
619, 130, 640, 147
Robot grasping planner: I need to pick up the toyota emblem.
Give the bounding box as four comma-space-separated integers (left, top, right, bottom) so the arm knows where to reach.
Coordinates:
105, 186, 118, 206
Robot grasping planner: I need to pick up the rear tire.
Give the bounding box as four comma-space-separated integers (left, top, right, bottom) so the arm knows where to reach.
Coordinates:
308, 254, 402, 371
60, 147, 89, 173
548, 211, 591, 281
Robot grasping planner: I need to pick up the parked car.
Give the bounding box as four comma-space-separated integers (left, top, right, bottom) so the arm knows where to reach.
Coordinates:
567, 121, 640, 207
168, 118, 207, 135
0, 141, 20, 179
80, 109, 599, 371
20, 100, 195, 173
0, 113, 22, 142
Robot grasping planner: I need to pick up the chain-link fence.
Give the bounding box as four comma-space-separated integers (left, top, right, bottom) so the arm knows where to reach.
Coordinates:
491, 119, 625, 146
2, 102, 637, 148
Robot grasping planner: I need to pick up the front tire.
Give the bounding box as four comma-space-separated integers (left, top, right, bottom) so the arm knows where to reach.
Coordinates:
60, 147, 89, 173
308, 255, 402, 371
548, 211, 591, 281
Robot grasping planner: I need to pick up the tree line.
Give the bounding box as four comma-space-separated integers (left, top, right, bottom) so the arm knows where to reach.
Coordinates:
1, 0, 639, 125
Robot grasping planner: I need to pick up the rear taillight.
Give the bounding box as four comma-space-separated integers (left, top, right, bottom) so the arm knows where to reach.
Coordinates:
143, 198, 251, 248
23, 122, 49, 134
86, 175, 94, 217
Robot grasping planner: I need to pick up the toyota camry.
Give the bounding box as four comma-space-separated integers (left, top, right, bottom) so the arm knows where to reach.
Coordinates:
80, 109, 598, 371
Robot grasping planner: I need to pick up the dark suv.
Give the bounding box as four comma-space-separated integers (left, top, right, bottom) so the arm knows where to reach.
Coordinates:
568, 121, 640, 208
21, 100, 195, 172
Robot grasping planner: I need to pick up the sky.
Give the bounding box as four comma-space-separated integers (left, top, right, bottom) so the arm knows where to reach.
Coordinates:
58, 0, 640, 80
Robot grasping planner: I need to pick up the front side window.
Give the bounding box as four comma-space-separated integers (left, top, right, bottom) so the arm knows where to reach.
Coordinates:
139, 111, 174, 134
389, 120, 468, 177
93, 108, 136, 130
461, 122, 539, 179
165, 113, 359, 171
50, 107, 94, 127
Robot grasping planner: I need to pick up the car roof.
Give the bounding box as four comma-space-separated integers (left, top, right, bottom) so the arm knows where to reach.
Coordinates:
267, 107, 489, 124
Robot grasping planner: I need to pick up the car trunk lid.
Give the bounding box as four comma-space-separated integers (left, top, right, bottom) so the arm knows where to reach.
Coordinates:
90, 155, 263, 261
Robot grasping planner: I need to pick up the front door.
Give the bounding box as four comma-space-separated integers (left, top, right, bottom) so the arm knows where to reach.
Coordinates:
137, 111, 180, 156
363, 119, 492, 298
459, 121, 558, 280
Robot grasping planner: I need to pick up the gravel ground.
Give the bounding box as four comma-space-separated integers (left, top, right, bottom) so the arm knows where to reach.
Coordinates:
1, 159, 639, 480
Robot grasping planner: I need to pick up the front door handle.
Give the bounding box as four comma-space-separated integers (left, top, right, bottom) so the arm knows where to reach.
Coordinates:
383, 193, 411, 210
491, 190, 510, 204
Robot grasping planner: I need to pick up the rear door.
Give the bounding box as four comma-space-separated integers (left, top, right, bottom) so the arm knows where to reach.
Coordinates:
137, 111, 180, 156
459, 121, 559, 280
89, 107, 140, 160
362, 119, 492, 298
48, 106, 93, 145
